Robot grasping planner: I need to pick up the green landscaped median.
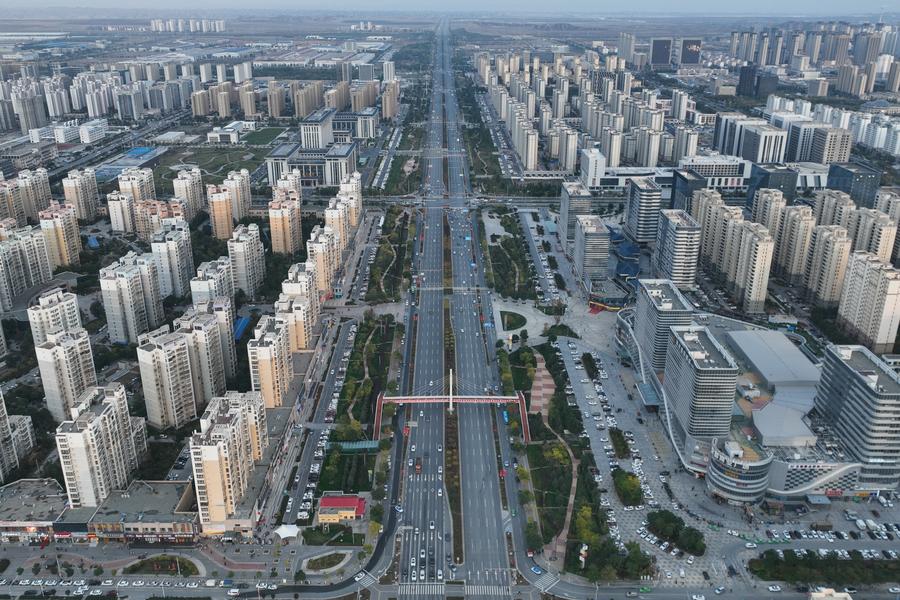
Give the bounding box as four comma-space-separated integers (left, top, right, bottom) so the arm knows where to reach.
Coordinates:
500, 311, 526, 331
612, 468, 643, 507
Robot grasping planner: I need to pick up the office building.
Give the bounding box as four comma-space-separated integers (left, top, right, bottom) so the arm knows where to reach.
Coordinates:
228, 224, 265, 300
62, 169, 98, 221
837, 252, 900, 354
663, 325, 738, 471
150, 219, 194, 299
573, 215, 609, 293
816, 346, 900, 491
740, 124, 787, 164
814, 189, 856, 228
138, 328, 197, 430
27, 288, 81, 345
828, 163, 881, 208
247, 316, 292, 408
190, 391, 267, 532
653, 210, 700, 290
804, 225, 851, 309
117, 168, 155, 203
634, 279, 694, 372
559, 181, 594, 255
625, 177, 663, 244
36, 329, 97, 423
191, 257, 233, 304
99, 252, 164, 344
56, 383, 146, 508
269, 191, 303, 255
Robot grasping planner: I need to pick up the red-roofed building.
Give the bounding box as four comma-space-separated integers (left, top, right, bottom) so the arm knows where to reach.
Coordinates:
317, 495, 366, 524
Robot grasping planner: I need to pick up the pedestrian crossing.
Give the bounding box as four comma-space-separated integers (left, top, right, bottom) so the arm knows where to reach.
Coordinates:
354, 571, 377, 588
398, 582, 445, 596
464, 584, 511, 597
533, 571, 560, 592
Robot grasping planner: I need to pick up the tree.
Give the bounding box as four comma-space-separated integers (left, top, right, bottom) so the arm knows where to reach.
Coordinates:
524, 520, 543, 551
518, 490, 534, 505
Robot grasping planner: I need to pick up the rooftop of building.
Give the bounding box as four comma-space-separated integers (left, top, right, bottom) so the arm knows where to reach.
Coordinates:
831, 345, 900, 395
562, 179, 591, 198
672, 325, 736, 370
725, 330, 820, 386
234, 407, 292, 518
0, 478, 67, 524
639, 279, 693, 313
659, 209, 699, 228
302, 106, 337, 123
91, 480, 196, 524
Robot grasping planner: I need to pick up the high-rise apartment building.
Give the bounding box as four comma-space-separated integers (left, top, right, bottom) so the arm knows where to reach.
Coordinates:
814, 189, 856, 227
0, 226, 52, 311
634, 279, 694, 372
727, 222, 774, 314
222, 169, 251, 222
190, 299, 238, 380
653, 210, 700, 290
56, 383, 146, 508
750, 188, 786, 234
625, 177, 663, 244
206, 185, 234, 240
62, 169, 99, 221
174, 310, 227, 403
150, 218, 194, 299
810, 127, 852, 164
662, 325, 738, 471
0, 391, 19, 483
17, 169, 52, 222
247, 316, 292, 408
816, 346, 900, 491
190, 257, 234, 304
837, 252, 900, 354
559, 181, 594, 255
107, 191, 136, 234
228, 224, 266, 300
39, 202, 81, 269
117, 167, 155, 203
99, 252, 164, 344
190, 391, 267, 532
269, 191, 302, 255
36, 328, 96, 423
307, 225, 339, 294
172, 168, 203, 220
847, 208, 897, 264
138, 328, 197, 430
324, 197, 350, 254
27, 288, 81, 345
774, 205, 816, 284
804, 225, 851, 309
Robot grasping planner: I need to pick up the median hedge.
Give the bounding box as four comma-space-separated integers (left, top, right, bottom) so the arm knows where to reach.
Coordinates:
750, 548, 900, 585
647, 510, 706, 556
611, 468, 643, 506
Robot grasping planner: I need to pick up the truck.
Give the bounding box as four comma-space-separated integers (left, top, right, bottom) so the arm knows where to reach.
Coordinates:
415, 457, 422, 474
856, 519, 867, 530
865, 519, 878, 531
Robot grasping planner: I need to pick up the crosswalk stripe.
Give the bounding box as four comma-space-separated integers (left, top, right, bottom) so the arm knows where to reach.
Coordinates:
533, 571, 560, 592
398, 582, 445, 596
464, 584, 511, 597
355, 571, 377, 588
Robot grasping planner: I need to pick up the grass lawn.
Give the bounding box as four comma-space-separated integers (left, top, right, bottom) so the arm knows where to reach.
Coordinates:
152, 147, 269, 194
306, 552, 346, 571
500, 311, 526, 331
243, 127, 285, 145
302, 525, 364, 547
123, 555, 199, 576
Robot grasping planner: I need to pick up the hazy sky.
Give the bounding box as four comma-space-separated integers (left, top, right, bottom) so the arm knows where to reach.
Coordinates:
11, 0, 900, 16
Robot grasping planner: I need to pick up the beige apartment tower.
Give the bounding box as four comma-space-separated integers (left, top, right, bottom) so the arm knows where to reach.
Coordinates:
36, 328, 97, 423
837, 251, 900, 354
27, 287, 82, 345
247, 316, 292, 408
804, 225, 851, 309
62, 169, 99, 221
207, 185, 234, 240
269, 190, 303, 255
227, 224, 266, 300
39, 202, 82, 269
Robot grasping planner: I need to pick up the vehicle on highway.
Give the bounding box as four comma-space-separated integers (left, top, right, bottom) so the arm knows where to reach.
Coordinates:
530, 566, 542, 575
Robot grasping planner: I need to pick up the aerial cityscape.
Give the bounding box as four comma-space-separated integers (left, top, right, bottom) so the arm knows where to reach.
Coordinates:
0, 5, 900, 600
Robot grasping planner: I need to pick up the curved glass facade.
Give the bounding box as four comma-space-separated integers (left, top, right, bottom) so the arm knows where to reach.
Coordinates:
706, 437, 773, 505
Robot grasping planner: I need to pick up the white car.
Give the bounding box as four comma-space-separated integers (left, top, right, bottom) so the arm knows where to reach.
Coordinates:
768, 585, 782, 592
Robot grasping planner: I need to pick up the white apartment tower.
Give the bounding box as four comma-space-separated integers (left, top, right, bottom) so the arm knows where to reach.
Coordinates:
56, 383, 146, 508
222, 169, 251, 222
138, 329, 198, 430
117, 167, 156, 203
174, 310, 227, 403
837, 252, 900, 354
625, 177, 663, 244
804, 225, 852, 309
227, 224, 266, 300
172, 168, 204, 220
573, 215, 610, 292
27, 288, 81, 345
99, 252, 164, 344
191, 257, 234, 304
36, 328, 97, 423
247, 316, 292, 408
150, 218, 194, 299
774, 205, 816, 284
62, 169, 99, 221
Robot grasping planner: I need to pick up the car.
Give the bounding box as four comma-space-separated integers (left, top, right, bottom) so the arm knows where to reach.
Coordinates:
354, 573, 366, 582
186, 582, 199, 589
530, 566, 542, 575
267, 584, 277, 591
256, 583, 268, 590
692, 595, 706, 600
89, 591, 103, 596
889, 587, 900, 594
437, 570, 443, 580
430, 520, 435, 530
745, 542, 758, 548
768, 585, 782, 592
714, 587, 726, 595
